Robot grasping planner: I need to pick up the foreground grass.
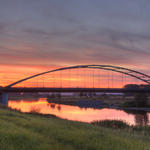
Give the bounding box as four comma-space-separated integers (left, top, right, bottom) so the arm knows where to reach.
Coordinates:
0, 108, 150, 150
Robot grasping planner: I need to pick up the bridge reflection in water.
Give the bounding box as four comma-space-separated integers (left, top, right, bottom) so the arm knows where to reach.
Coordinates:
8, 98, 150, 126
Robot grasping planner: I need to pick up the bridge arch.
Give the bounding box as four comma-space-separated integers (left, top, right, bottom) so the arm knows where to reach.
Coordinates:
5, 65, 150, 88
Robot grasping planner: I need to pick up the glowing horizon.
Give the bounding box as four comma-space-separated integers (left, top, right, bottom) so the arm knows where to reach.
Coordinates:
0, 64, 144, 88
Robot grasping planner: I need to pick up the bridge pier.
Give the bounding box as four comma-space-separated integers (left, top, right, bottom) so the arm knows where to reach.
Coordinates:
0, 92, 8, 106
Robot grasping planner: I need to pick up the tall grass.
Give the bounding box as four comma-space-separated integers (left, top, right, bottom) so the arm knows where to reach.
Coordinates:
0, 107, 150, 150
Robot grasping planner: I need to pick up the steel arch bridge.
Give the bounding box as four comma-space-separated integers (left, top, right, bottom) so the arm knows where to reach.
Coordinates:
5, 65, 150, 88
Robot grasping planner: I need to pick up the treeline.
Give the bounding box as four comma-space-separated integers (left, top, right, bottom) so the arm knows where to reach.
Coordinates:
123, 84, 150, 107
124, 84, 150, 90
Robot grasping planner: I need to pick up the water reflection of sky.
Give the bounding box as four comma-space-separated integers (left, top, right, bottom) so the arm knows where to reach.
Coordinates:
8, 98, 150, 126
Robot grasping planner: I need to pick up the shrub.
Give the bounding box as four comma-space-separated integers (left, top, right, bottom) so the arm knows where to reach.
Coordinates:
91, 120, 130, 129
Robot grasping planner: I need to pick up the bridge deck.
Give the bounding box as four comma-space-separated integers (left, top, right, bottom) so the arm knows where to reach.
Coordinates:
0, 87, 150, 93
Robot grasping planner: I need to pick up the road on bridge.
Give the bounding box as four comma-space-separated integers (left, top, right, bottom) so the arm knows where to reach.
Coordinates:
0, 87, 150, 93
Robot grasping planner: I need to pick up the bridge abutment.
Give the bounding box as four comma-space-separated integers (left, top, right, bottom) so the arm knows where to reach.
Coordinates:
0, 92, 8, 106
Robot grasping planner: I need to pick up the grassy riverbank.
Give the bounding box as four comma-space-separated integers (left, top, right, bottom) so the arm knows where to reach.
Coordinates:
0, 106, 150, 150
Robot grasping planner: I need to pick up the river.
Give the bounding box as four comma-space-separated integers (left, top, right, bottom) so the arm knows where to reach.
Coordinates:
8, 98, 150, 126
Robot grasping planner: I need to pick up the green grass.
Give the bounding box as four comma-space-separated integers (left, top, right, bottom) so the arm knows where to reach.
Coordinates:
0, 107, 150, 150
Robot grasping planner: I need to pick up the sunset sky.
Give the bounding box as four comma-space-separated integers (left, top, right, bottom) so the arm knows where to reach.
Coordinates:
0, 0, 150, 86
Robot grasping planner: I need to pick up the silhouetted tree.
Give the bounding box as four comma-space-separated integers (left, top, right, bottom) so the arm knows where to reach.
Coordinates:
124, 84, 140, 96
135, 113, 148, 126
123, 110, 149, 126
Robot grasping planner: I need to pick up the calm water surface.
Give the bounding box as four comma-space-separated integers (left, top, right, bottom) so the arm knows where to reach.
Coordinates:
8, 98, 150, 126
